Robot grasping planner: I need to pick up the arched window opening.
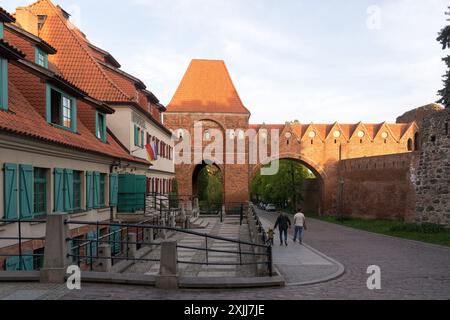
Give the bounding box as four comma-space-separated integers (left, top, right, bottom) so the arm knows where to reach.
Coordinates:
407, 138, 413, 151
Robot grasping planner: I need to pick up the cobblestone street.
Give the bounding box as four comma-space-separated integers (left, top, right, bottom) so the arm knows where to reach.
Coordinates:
2, 214, 449, 300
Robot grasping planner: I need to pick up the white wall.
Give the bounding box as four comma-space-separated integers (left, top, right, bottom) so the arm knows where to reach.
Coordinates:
107, 105, 175, 175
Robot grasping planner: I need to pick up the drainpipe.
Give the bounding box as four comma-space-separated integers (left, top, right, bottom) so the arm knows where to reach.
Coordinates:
110, 159, 121, 222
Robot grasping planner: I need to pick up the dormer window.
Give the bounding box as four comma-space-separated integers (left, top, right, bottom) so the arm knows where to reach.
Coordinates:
35, 48, 48, 68
96, 112, 107, 142
46, 84, 77, 132
0, 58, 7, 111
37, 15, 47, 31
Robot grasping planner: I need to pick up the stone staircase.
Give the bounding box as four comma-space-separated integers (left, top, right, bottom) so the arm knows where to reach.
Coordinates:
189, 217, 209, 229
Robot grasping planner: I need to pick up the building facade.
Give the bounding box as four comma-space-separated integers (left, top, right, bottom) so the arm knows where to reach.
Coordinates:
0, 6, 154, 270
14, 0, 175, 206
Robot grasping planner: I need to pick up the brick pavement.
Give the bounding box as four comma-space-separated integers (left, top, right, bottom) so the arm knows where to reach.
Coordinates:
1, 214, 449, 300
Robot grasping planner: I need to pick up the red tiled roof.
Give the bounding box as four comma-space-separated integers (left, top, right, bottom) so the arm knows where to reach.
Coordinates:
25, 0, 131, 102
0, 7, 15, 23
24, 0, 164, 119
168, 59, 250, 114
0, 80, 149, 165
0, 38, 26, 60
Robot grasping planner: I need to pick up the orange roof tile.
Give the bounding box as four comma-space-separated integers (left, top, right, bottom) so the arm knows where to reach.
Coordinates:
339, 124, 358, 140
22, 0, 167, 122
24, 0, 131, 102
167, 59, 250, 114
388, 123, 411, 140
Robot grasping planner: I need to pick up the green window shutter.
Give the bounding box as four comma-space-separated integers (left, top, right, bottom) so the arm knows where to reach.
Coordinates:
86, 231, 98, 264
72, 98, 77, 133
102, 114, 107, 142
140, 131, 144, 148
135, 175, 146, 210
136, 175, 147, 194
134, 125, 138, 146
93, 172, 100, 208
95, 112, 99, 138
54, 168, 64, 212
4, 163, 18, 219
19, 164, 33, 219
0, 23, 4, 39
0, 58, 8, 111
109, 173, 118, 206
110, 225, 121, 254
96, 112, 107, 142
63, 169, 74, 212
5, 256, 20, 271
21, 252, 34, 271
86, 172, 93, 209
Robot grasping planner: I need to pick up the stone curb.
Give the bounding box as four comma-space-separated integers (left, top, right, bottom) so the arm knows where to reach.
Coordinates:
179, 274, 285, 289
257, 212, 345, 287
0, 271, 40, 282
284, 242, 345, 287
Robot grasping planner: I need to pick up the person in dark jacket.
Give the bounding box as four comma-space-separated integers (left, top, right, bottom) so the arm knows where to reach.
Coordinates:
274, 212, 291, 246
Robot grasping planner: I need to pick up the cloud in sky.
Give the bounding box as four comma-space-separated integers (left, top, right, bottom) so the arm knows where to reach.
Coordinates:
2, 0, 449, 124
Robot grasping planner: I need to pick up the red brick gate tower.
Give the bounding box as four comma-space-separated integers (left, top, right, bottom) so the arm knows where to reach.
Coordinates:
165, 59, 419, 215
164, 59, 251, 203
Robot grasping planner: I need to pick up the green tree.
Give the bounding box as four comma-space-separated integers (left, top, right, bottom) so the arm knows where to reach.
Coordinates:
169, 179, 179, 208
251, 160, 315, 213
437, 7, 450, 108
197, 165, 224, 205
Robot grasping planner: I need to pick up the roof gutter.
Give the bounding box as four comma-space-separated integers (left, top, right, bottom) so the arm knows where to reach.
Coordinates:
106, 101, 173, 137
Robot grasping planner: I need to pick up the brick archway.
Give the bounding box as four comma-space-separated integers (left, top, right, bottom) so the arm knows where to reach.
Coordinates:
249, 152, 327, 214
192, 161, 225, 201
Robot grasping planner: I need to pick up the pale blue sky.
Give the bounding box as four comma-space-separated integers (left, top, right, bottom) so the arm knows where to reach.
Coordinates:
3, 0, 449, 124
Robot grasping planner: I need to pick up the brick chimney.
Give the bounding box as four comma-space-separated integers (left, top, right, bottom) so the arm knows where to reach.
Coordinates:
15, 7, 39, 36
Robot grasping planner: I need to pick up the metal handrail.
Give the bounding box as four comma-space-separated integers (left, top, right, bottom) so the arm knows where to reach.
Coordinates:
65, 218, 272, 274
0, 217, 47, 271
66, 220, 269, 249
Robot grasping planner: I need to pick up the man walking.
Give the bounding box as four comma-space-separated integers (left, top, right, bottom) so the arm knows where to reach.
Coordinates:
293, 206, 307, 245
274, 212, 291, 246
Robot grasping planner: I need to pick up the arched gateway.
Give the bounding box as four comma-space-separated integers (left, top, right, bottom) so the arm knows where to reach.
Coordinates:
164, 59, 419, 215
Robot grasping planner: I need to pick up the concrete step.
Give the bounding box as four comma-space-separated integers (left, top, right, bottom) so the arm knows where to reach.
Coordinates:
179, 275, 285, 289
189, 217, 208, 229
199, 220, 210, 228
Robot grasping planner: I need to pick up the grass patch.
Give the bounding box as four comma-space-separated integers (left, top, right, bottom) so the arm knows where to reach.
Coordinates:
306, 214, 450, 247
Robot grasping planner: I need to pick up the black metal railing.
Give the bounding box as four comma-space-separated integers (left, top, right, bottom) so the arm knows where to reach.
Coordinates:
67, 218, 158, 270
0, 217, 46, 271
65, 220, 273, 276
250, 205, 270, 245
145, 192, 184, 222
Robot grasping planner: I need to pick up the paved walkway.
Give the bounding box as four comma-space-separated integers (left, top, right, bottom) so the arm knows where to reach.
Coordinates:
1, 213, 450, 300
258, 213, 344, 285
122, 216, 255, 277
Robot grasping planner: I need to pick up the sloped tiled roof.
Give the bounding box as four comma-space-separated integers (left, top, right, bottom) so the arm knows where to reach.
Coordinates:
254, 122, 416, 141
0, 7, 15, 23
0, 80, 148, 165
24, 0, 132, 102
0, 38, 26, 60
22, 0, 167, 122
168, 59, 250, 114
